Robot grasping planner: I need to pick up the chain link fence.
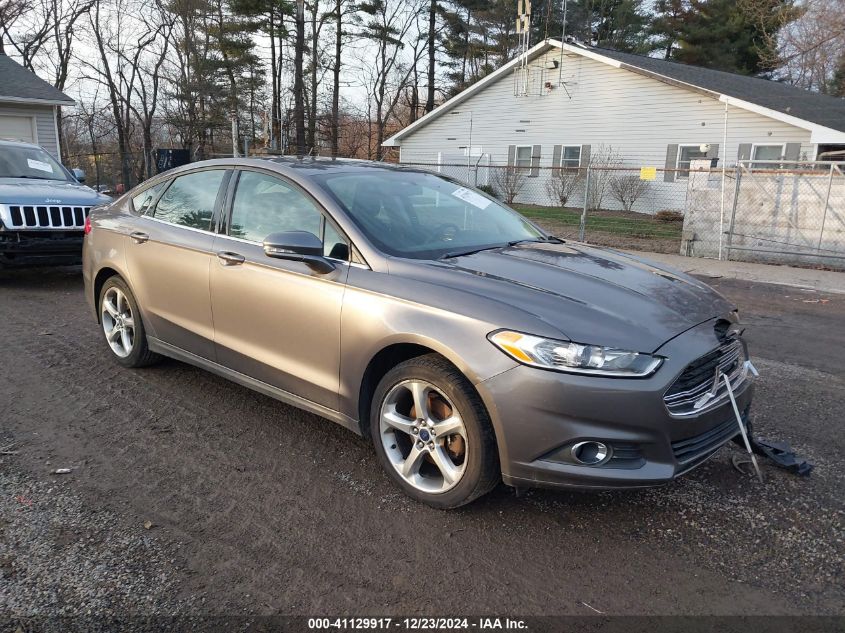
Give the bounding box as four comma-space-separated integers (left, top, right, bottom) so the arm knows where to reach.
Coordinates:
402, 159, 845, 270
63, 149, 845, 270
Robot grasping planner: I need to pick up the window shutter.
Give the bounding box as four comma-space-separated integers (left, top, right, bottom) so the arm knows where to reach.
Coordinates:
737, 143, 752, 162
530, 144, 541, 177
552, 145, 562, 168
784, 142, 801, 164
580, 144, 591, 167
507, 145, 516, 166
664, 144, 679, 182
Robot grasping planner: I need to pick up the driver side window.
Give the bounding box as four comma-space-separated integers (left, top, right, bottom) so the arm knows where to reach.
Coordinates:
229, 171, 321, 242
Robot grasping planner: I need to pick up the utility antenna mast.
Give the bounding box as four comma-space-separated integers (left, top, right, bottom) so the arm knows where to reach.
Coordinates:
515, 0, 532, 96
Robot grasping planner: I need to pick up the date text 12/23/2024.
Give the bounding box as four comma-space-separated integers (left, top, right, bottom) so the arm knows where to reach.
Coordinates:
308, 618, 528, 630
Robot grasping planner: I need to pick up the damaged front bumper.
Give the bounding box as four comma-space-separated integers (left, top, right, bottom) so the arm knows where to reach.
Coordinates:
0, 229, 84, 267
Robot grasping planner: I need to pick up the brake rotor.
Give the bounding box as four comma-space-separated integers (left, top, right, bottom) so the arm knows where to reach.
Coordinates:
410, 391, 465, 460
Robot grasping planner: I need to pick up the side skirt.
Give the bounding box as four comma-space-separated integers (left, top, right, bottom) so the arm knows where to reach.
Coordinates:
147, 336, 361, 435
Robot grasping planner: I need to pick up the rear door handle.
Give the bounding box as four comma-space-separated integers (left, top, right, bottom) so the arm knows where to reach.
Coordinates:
129, 231, 149, 244
217, 251, 245, 266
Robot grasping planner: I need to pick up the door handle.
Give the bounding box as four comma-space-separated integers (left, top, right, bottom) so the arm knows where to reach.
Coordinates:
217, 251, 245, 266
129, 231, 149, 244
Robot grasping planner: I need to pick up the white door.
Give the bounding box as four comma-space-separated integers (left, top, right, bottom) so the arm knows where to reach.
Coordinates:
0, 115, 35, 143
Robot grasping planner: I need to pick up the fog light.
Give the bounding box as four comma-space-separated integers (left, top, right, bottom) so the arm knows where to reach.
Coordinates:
570, 441, 609, 465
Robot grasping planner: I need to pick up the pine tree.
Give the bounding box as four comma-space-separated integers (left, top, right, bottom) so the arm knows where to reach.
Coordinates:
656, 0, 797, 75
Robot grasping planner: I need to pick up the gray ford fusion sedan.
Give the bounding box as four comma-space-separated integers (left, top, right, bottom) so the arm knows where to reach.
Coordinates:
83, 157, 754, 508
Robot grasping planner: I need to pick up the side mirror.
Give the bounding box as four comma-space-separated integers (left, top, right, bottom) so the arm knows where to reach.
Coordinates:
71, 168, 86, 183
263, 230, 335, 274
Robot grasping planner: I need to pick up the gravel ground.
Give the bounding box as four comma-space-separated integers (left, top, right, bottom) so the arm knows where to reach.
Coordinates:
0, 466, 194, 618
0, 267, 843, 622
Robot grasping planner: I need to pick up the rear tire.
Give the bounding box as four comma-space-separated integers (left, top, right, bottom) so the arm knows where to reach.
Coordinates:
370, 354, 499, 509
98, 276, 160, 368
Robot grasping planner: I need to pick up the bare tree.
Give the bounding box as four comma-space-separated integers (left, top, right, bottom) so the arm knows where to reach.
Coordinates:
84, 0, 157, 188
608, 174, 649, 212
545, 167, 584, 208
0, 0, 51, 68
493, 166, 526, 204
358, 0, 425, 160
0, 0, 31, 55
586, 145, 623, 211
745, 0, 845, 93
130, 0, 174, 179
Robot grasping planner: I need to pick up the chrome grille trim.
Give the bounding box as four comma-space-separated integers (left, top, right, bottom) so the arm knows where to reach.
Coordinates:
0, 203, 90, 230
664, 339, 749, 417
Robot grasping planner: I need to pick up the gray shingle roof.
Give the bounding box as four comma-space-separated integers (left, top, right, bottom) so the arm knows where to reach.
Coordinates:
588, 46, 845, 134
0, 53, 74, 105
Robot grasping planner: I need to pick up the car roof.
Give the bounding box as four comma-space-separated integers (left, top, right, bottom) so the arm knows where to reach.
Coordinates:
160, 156, 425, 180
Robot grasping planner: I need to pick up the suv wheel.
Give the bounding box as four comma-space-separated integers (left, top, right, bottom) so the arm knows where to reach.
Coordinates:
99, 276, 160, 368
371, 354, 499, 509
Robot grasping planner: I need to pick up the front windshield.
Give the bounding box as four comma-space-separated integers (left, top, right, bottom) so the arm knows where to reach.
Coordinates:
313, 169, 546, 260
0, 145, 71, 181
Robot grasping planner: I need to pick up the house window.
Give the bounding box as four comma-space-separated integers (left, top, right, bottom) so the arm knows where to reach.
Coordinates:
560, 145, 581, 170
677, 145, 708, 178
752, 144, 784, 169
515, 146, 532, 170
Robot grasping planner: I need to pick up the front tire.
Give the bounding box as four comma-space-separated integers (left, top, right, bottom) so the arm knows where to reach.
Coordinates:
371, 355, 499, 509
98, 276, 160, 368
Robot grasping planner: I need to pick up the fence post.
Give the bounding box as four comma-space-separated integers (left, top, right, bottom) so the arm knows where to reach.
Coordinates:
817, 163, 835, 252
724, 164, 743, 260
579, 166, 591, 242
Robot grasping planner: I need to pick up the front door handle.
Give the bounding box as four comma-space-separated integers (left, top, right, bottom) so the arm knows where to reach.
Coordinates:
130, 231, 149, 244
217, 251, 245, 266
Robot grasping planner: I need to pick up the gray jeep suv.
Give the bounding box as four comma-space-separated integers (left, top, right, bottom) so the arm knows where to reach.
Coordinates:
0, 139, 111, 267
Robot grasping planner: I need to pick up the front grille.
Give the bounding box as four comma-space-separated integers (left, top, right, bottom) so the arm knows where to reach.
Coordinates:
672, 414, 745, 473
664, 339, 746, 416
1, 204, 90, 230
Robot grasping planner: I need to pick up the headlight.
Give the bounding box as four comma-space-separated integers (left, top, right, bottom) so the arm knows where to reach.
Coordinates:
488, 330, 663, 377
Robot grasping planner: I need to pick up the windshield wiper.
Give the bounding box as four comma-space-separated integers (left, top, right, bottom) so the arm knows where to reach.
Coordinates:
438, 243, 509, 260
10, 175, 56, 181
508, 236, 564, 246
439, 236, 564, 260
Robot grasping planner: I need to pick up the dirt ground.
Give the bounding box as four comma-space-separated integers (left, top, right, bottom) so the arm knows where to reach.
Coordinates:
1, 267, 844, 620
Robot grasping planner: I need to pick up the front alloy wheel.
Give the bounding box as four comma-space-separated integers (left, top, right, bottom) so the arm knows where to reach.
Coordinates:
379, 380, 468, 494
371, 355, 499, 508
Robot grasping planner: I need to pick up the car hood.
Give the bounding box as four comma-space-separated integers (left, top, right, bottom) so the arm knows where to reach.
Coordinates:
0, 179, 111, 206
407, 242, 735, 352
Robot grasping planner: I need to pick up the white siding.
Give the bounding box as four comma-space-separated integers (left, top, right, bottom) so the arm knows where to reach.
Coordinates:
0, 103, 59, 158
397, 50, 814, 168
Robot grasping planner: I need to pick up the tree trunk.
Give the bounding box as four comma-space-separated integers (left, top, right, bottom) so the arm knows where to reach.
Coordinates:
308, 0, 319, 153
425, 0, 436, 112
331, 0, 341, 158
294, 1, 306, 156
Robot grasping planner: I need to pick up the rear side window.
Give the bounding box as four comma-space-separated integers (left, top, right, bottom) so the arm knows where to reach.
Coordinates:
152, 170, 226, 230
132, 182, 166, 215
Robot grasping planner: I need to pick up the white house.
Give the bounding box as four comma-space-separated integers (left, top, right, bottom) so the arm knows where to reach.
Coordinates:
0, 53, 74, 160
384, 39, 845, 210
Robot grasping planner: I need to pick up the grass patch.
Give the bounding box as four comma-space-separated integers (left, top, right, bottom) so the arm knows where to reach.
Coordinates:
514, 204, 683, 240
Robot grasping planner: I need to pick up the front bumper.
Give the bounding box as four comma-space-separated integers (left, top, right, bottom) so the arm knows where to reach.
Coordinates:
0, 230, 83, 267
476, 318, 754, 490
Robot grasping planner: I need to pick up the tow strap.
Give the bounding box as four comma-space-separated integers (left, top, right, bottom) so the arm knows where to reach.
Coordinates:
727, 360, 814, 480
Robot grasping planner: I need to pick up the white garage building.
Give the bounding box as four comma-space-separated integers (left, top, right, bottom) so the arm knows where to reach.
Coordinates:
0, 53, 74, 160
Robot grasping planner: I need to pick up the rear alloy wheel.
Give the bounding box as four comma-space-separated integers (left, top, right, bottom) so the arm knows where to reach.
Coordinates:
101, 285, 135, 358
371, 355, 499, 508
98, 277, 160, 368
